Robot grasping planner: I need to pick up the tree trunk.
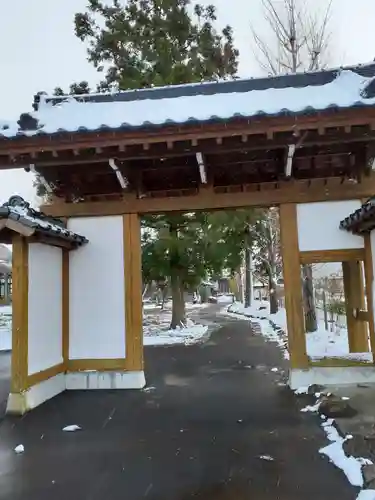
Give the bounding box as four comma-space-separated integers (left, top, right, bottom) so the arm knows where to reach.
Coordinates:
269, 275, 278, 314
161, 286, 168, 310
302, 264, 317, 332
170, 271, 186, 329
244, 247, 251, 308
235, 269, 243, 302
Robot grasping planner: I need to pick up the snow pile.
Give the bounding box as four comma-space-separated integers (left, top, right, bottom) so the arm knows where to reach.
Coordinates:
225, 300, 372, 362
357, 491, 375, 499
216, 294, 234, 305
296, 390, 373, 496
307, 326, 373, 362
0, 305, 12, 351
144, 321, 208, 346
62, 425, 81, 432
143, 303, 209, 346
319, 419, 368, 488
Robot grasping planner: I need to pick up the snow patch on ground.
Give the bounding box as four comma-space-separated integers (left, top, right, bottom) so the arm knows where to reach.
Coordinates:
216, 294, 235, 305
224, 300, 372, 361
62, 425, 81, 432
297, 392, 372, 495
226, 300, 374, 495
143, 303, 209, 346
0, 302, 210, 349
319, 419, 366, 488
144, 321, 208, 346
357, 491, 375, 499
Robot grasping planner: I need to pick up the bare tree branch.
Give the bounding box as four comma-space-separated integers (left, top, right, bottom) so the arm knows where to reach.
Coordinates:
251, 0, 333, 75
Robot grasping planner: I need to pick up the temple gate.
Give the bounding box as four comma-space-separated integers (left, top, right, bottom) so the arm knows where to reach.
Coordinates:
1, 62, 375, 412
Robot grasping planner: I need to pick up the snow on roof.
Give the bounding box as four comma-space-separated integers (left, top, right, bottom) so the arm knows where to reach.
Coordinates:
0, 196, 88, 246
2, 63, 375, 138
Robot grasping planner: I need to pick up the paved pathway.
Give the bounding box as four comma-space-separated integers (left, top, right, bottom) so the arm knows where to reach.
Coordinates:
0, 312, 356, 499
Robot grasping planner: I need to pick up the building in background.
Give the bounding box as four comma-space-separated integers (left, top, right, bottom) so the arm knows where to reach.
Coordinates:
0, 244, 11, 304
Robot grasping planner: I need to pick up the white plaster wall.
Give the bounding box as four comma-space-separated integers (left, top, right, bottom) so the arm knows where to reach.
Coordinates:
297, 200, 364, 252
28, 243, 63, 375
68, 216, 126, 359
370, 231, 375, 324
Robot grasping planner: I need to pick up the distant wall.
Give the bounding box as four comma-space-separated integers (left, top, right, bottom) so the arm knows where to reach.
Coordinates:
68, 216, 126, 360
28, 243, 63, 375
297, 200, 364, 252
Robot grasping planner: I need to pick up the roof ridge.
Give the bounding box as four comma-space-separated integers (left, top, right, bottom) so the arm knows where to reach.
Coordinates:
41, 60, 375, 103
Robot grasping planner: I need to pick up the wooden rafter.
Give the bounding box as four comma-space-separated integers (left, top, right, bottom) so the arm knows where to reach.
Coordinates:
1, 107, 375, 159
285, 144, 296, 177
40, 176, 375, 217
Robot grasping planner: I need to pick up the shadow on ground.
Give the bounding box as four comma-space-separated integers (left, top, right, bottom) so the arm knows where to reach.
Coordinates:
0, 313, 356, 500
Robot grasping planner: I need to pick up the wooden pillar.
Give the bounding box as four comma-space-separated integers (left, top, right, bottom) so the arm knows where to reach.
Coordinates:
11, 235, 28, 393
279, 204, 308, 369
342, 260, 369, 353
364, 234, 375, 356
123, 214, 143, 371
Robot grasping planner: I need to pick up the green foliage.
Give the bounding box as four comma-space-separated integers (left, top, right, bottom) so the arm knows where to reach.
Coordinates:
33, 174, 47, 199
326, 300, 346, 317
48, 1, 244, 321
74, 0, 239, 91
141, 210, 256, 291
54, 81, 91, 96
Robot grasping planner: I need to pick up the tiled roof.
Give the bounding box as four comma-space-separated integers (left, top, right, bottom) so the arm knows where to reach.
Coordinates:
0, 196, 88, 247
2, 62, 375, 139
339, 198, 375, 234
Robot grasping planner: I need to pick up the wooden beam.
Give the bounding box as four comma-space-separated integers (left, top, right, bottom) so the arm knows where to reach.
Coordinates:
300, 248, 366, 264
11, 236, 29, 393
123, 214, 143, 371
42, 176, 375, 217
279, 203, 308, 369
309, 357, 372, 367
1, 107, 375, 157
342, 260, 369, 353
67, 359, 127, 371
5, 130, 372, 169
27, 363, 64, 388
29, 233, 74, 250
5, 219, 35, 237
364, 233, 375, 357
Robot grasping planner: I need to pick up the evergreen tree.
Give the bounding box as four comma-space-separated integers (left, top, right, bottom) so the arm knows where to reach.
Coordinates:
74, 0, 239, 91
68, 0, 241, 327
54, 81, 91, 96
142, 210, 250, 328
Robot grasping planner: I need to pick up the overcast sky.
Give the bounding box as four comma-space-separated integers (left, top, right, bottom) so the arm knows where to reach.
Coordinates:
1, 0, 375, 204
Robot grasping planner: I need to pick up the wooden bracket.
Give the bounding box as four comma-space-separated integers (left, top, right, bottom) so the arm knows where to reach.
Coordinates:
196, 152, 207, 184
109, 158, 129, 189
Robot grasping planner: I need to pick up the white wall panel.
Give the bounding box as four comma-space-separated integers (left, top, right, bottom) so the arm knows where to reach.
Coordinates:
28, 243, 63, 375
297, 200, 364, 252
68, 216, 125, 359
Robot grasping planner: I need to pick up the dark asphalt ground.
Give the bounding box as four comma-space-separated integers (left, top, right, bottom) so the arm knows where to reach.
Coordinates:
0, 313, 357, 499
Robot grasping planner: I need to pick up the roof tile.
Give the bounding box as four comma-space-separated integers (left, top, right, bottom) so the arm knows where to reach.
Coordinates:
2, 62, 375, 139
